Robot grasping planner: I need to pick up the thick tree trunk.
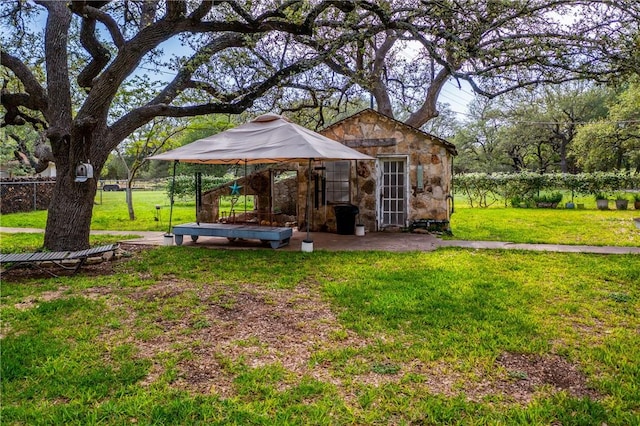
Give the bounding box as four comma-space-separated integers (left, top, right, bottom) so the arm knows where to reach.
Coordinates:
126, 178, 135, 220
405, 68, 451, 129
559, 141, 568, 173
43, 166, 97, 251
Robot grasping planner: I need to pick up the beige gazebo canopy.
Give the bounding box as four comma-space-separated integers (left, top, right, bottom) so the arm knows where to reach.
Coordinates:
148, 113, 373, 164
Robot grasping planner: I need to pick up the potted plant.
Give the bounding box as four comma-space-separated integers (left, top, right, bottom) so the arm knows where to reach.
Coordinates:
633, 193, 640, 210
615, 194, 629, 210
533, 192, 562, 208
595, 193, 609, 210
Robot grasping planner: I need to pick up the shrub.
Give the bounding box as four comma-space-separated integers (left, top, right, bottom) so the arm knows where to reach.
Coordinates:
453, 170, 639, 208
534, 192, 563, 204
453, 173, 500, 208
510, 195, 534, 208
166, 175, 231, 200
533, 192, 563, 207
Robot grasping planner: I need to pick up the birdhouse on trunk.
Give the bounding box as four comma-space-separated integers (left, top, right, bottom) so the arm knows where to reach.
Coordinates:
75, 163, 93, 183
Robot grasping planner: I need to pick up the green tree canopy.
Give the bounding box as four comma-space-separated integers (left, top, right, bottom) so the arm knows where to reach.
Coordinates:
453, 83, 612, 173
573, 79, 640, 171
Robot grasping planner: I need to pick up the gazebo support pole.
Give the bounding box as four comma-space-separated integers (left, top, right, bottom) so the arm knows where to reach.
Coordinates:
269, 169, 274, 224
167, 160, 178, 235
244, 160, 248, 220
301, 158, 314, 252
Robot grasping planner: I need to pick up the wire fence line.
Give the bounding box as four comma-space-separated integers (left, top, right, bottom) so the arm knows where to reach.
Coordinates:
0, 179, 56, 214
0, 179, 172, 214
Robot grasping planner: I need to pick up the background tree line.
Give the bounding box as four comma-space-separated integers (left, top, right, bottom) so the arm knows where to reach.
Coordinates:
451, 79, 640, 174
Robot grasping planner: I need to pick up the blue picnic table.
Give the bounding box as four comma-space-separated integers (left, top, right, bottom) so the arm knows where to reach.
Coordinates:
172, 223, 293, 249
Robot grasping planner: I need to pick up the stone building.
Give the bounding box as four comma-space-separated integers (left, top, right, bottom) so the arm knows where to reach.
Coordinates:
297, 109, 457, 233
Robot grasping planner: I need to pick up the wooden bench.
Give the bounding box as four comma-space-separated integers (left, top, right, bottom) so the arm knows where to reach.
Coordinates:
172, 223, 292, 249
0, 244, 119, 277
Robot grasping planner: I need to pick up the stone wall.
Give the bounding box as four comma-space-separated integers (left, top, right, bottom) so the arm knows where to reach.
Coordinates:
272, 172, 298, 216
198, 169, 298, 226
298, 109, 455, 233
0, 178, 56, 214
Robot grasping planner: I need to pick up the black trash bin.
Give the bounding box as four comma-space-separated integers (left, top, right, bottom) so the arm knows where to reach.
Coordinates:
334, 204, 359, 235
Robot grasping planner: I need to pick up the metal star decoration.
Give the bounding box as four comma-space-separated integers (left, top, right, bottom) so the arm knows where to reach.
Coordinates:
229, 181, 242, 195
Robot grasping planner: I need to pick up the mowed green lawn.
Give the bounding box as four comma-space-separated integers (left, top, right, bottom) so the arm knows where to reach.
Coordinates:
1, 245, 639, 425
449, 193, 640, 246
450, 207, 640, 247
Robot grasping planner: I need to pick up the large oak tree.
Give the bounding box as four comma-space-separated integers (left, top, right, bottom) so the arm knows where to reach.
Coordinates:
1, 0, 357, 250
269, 1, 640, 129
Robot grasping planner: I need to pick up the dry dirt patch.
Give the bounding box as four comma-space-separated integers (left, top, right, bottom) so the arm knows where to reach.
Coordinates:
490, 352, 599, 403
105, 281, 598, 404
122, 281, 370, 396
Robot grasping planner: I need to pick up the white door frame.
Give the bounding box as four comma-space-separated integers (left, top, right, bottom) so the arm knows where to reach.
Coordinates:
376, 155, 409, 229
